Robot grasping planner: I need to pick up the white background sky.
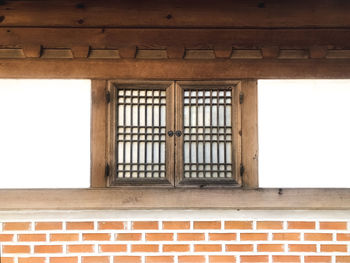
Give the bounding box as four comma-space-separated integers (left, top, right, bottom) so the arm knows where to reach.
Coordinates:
1, 79, 350, 188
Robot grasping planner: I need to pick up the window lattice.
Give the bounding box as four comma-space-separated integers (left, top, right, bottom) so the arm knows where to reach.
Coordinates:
183, 88, 233, 179
116, 88, 166, 179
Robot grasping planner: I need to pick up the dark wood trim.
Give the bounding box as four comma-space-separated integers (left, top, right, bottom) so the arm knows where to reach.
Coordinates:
2, 59, 350, 79
0, 188, 350, 210
1, 0, 350, 28
241, 80, 259, 188
1, 28, 350, 49
91, 80, 108, 188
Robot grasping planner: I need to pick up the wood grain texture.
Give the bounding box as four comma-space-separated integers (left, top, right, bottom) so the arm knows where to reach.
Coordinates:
241, 80, 258, 188
1, 59, 350, 79
1, 0, 350, 28
91, 80, 108, 188
0, 188, 350, 209
174, 83, 183, 185
1, 28, 350, 49
166, 83, 176, 186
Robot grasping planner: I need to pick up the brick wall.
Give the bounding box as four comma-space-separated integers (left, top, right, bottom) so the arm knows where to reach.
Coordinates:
1, 211, 350, 263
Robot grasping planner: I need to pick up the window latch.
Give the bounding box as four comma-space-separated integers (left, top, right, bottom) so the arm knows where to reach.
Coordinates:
175, 130, 182, 137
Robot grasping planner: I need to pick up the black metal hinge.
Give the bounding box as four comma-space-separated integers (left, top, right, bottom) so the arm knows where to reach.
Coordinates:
106, 91, 111, 103
239, 92, 244, 104
240, 163, 245, 177
105, 163, 110, 177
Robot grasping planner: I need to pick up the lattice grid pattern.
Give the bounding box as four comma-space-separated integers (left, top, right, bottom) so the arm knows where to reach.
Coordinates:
116, 88, 166, 179
183, 88, 233, 179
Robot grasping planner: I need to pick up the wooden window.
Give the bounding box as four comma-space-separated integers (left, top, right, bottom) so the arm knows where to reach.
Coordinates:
107, 81, 242, 187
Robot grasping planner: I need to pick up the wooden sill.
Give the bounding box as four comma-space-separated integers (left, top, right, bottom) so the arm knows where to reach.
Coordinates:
0, 188, 349, 210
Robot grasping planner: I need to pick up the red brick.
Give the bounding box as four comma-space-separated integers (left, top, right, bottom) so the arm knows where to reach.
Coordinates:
146, 233, 173, 241
337, 233, 350, 241
304, 256, 332, 263
288, 221, 315, 229
114, 256, 142, 263
146, 256, 174, 263
67, 244, 94, 253
163, 221, 190, 230
273, 256, 300, 263
1, 258, 15, 263
34, 245, 63, 254
99, 244, 127, 253
50, 257, 78, 263
82, 233, 110, 241
320, 221, 347, 230
257, 221, 283, 229
82, 256, 109, 263
241, 256, 269, 263
178, 256, 206, 263
163, 244, 190, 252
258, 244, 284, 252
132, 244, 159, 252
98, 221, 125, 230
18, 258, 46, 263
194, 244, 222, 252
321, 244, 347, 252
273, 233, 300, 241
177, 233, 205, 241
3, 222, 31, 231
209, 256, 236, 263
66, 222, 94, 230
0, 234, 14, 241
226, 244, 253, 252
240, 233, 268, 241
304, 233, 332, 241
209, 233, 236, 241
18, 234, 46, 242
3, 245, 31, 253
194, 221, 221, 229
35, 222, 62, 230
50, 233, 79, 241
225, 221, 252, 229
132, 221, 158, 230
116, 233, 142, 241
289, 244, 316, 252
337, 256, 350, 263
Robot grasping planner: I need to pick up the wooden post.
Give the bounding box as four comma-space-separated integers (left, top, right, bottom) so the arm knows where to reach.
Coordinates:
241, 80, 259, 188
91, 80, 108, 188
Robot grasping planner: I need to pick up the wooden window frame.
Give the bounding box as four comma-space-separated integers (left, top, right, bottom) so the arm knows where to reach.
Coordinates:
104, 80, 243, 187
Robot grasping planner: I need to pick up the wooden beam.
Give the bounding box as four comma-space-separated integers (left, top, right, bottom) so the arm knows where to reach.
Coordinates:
1, 0, 350, 28
241, 80, 258, 188
1, 28, 350, 49
22, 44, 41, 58
91, 80, 108, 188
0, 188, 350, 210
1, 59, 350, 79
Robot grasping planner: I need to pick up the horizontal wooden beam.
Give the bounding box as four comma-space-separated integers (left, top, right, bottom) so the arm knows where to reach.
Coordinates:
1, 0, 350, 28
1, 59, 350, 79
1, 28, 350, 48
0, 188, 349, 210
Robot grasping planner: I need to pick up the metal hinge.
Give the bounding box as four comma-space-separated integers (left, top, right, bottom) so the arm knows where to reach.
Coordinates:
106, 91, 111, 103
105, 163, 110, 177
239, 92, 244, 104
240, 163, 245, 177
